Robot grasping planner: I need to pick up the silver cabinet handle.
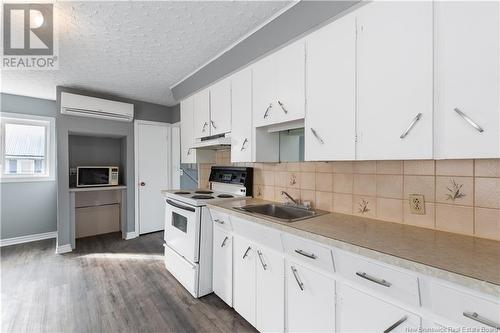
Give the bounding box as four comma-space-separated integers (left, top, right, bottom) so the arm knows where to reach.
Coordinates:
214, 219, 224, 225
454, 108, 484, 133
384, 316, 408, 333
277, 100, 288, 114
202, 122, 208, 132
220, 236, 229, 248
210, 120, 217, 129
310, 128, 324, 144
291, 266, 304, 291
257, 250, 267, 270
263, 103, 272, 118
463, 312, 500, 329
295, 249, 317, 260
242, 246, 252, 259
356, 271, 392, 287
187, 148, 192, 156
400, 113, 422, 139
240, 138, 249, 151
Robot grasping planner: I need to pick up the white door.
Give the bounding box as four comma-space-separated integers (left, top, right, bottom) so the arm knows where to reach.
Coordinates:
213, 226, 233, 307
286, 261, 335, 333
233, 234, 256, 326
337, 283, 421, 332
256, 245, 285, 333
137, 122, 169, 234
434, 1, 500, 159
356, 1, 433, 160
210, 78, 231, 136
253, 55, 276, 128
231, 68, 253, 162
274, 40, 306, 124
180, 97, 196, 164
193, 89, 211, 139
305, 11, 356, 161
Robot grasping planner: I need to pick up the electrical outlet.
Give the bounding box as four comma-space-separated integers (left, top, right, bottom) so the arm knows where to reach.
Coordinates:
69, 168, 77, 176
409, 194, 425, 215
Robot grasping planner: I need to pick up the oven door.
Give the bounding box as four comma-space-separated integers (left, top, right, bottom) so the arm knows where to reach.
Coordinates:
164, 198, 200, 263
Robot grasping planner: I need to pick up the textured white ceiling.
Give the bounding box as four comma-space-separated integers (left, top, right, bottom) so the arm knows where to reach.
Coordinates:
1, 1, 291, 106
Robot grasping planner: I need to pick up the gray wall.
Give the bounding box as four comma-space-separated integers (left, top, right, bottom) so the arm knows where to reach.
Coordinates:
171, 1, 361, 100
0, 93, 58, 239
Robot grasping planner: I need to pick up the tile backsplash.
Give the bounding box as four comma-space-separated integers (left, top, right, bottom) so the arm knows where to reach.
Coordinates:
199, 151, 500, 241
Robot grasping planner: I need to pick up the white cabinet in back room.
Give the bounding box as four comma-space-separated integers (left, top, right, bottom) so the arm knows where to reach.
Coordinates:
210, 78, 231, 136
253, 40, 305, 128
193, 88, 211, 139
356, 1, 433, 160
212, 225, 233, 307
231, 68, 253, 162
285, 261, 335, 333
305, 10, 356, 161
434, 1, 500, 159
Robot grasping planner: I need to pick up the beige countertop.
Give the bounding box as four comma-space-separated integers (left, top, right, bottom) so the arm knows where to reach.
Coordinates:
208, 198, 500, 297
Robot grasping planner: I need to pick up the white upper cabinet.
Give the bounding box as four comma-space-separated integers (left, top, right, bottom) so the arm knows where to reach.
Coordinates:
193, 88, 211, 139
434, 1, 500, 159
210, 78, 231, 136
356, 1, 433, 160
253, 40, 306, 128
305, 11, 356, 161
180, 97, 196, 164
231, 68, 253, 162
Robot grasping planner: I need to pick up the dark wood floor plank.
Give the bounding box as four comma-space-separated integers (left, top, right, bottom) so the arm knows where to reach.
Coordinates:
1, 232, 257, 333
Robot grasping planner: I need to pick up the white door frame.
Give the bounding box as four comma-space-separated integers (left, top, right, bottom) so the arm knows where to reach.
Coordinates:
134, 120, 171, 237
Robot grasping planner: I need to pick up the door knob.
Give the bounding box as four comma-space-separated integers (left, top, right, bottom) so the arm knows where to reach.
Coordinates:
140, 182, 146, 186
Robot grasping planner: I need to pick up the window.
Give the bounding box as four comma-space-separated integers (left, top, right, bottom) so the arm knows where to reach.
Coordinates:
0, 113, 55, 182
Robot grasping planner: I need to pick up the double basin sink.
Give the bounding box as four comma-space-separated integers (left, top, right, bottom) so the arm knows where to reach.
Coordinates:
234, 203, 328, 223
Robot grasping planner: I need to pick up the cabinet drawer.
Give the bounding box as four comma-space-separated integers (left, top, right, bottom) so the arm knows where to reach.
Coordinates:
210, 209, 232, 231
430, 282, 500, 330
231, 215, 283, 252
335, 250, 420, 307
282, 233, 334, 273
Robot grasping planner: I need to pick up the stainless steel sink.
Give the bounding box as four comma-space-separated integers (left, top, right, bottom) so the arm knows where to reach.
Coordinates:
235, 203, 328, 222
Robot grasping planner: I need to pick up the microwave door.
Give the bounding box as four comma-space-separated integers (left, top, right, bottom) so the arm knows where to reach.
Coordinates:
78, 168, 110, 187
164, 199, 201, 263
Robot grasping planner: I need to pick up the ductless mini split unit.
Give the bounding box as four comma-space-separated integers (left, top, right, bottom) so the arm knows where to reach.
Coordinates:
60, 92, 134, 122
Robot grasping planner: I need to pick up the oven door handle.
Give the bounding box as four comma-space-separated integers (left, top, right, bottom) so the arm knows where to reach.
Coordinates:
166, 199, 195, 212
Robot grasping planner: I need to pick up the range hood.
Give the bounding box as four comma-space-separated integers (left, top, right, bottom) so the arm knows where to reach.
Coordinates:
191, 134, 231, 150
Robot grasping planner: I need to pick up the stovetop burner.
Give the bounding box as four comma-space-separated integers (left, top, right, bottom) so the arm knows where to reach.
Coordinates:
195, 190, 213, 194
217, 194, 234, 198
191, 195, 214, 200
174, 191, 191, 195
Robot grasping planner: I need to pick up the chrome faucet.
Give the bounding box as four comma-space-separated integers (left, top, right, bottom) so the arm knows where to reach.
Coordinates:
281, 191, 300, 206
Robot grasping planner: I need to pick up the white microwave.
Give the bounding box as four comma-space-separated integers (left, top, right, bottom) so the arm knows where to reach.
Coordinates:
76, 166, 119, 187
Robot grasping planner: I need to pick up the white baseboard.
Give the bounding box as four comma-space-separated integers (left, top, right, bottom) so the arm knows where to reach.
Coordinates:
56, 244, 72, 254
0, 231, 57, 247
125, 231, 139, 240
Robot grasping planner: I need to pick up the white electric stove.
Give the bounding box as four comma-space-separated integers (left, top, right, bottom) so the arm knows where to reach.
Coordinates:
162, 166, 253, 298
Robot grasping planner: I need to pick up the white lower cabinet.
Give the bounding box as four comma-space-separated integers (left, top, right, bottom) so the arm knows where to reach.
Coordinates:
233, 234, 257, 326
285, 261, 335, 333
212, 225, 233, 307
336, 283, 420, 332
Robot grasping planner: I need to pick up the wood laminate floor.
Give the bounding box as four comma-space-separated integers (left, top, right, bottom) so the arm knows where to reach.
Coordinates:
1, 232, 256, 333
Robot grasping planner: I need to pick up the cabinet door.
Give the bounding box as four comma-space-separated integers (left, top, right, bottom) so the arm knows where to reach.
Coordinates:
213, 226, 232, 307
180, 97, 196, 163
434, 1, 500, 158
286, 261, 335, 333
337, 284, 421, 332
231, 68, 253, 162
274, 40, 306, 124
305, 12, 356, 161
356, 1, 433, 160
253, 55, 276, 128
193, 89, 211, 139
210, 78, 231, 136
233, 235, 256, 326
256, 246, 285, 333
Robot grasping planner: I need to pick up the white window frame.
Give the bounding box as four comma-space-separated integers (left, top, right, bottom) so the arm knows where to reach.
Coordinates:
0, 112, 56, 183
